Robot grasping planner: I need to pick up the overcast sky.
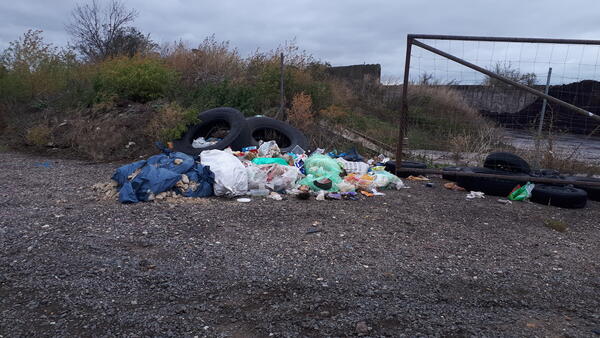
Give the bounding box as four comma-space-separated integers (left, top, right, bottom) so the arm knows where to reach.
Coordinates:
2, 0, 600, 82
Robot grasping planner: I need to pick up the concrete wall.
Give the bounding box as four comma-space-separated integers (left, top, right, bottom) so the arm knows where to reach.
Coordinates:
450, 85, 544, 114
381, 84, 544, 114
327, 64, 381, 85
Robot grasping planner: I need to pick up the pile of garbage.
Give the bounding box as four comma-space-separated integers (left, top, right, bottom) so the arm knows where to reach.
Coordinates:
102, 141, 406, 204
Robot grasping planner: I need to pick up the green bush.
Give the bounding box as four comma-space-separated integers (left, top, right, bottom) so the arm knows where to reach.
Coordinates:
145, 103, 199, 143
188, 81, 256, 115
93, 56, 177, 103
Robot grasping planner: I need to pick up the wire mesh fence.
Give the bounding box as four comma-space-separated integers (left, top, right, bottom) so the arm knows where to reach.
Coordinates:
383, 35, 600, 176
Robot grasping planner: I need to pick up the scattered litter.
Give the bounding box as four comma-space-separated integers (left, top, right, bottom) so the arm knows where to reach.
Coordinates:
497, 198, 512, 205
508, 182, 535, 201
371, 188, 385, 196
236, 198, 251, 203
34, 161, 53, 168
192, 137, 219, 148
316, 190, 326, 201
258, 140, 281, 157
407, 175, 430, 181
326, 192, 342, 200
268, 192, 283, 201
97, 139, 408, 205
444, 182, 465, 191
466, 191, 485, 199
306, 227, 322, 234
425, 182, 434, 188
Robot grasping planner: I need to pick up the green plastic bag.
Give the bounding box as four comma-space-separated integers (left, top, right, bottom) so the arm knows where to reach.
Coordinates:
304, 154, 343, 176
508, 182, 535, 201
298, 154, 343, 191
252, 157, 289, 166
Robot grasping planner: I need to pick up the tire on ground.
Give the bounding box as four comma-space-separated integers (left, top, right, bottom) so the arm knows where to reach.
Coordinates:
172, 107, 250, 156
455, 167, 527, 197
245, 116, 308, 153
531, 184, 588, 208
442, 166, 473, 181
564, 176, 600, 201
529, 168, 562, 178
384, 160, 427, 178
484, 152, 531, 174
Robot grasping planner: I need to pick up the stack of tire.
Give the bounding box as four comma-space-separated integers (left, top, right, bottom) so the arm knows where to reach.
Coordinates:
443, 152, 594, 209
172, 107, 308, 156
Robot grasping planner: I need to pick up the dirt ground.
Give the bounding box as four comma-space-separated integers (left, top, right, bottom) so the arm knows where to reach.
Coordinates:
1, 151, 599, 337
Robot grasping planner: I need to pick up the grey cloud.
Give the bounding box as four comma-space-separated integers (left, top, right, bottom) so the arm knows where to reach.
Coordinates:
2, 0, 600, 80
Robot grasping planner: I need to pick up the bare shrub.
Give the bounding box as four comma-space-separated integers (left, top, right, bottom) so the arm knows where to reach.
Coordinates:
163, 36, 244, 87
288, 92, 314, 131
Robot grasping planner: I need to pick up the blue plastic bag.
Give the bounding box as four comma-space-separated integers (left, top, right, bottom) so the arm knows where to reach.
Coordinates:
112, 160, 147, 187
146, 151, 194, 174
128, 165, 182, 202
180, 163, 215, 198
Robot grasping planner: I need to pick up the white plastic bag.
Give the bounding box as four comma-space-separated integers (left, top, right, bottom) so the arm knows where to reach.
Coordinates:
200, 150, 248, 197
258, 140, 280, 157
336, 158, 370, 175
266, 164, 301, 191
246, 164, 268, 190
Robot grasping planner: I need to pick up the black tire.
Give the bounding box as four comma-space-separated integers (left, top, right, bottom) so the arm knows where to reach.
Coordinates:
531, 184, 587, 208
173, 107, 250, 155
564, 176, 600, 201
384, 160, 427, 178
529, 168, 562, 178
246, 116, 308, 153
484, 152, 531, 174
455, 167, 527, 197
442, 166, 473, 181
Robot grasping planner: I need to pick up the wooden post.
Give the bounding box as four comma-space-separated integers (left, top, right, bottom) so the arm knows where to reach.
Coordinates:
276, 52, 285, 120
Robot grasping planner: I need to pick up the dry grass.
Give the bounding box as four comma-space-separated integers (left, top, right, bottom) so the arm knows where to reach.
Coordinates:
25, 124, 52, 147
162, 36, 244, 86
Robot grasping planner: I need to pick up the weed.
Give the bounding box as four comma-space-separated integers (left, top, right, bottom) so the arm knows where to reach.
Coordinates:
544, 219, 568, 232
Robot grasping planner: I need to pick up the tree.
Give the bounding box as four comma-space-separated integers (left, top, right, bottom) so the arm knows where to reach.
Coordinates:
0, 29, 58, 72
483, 61, 537, 88
66, 0, 155, 61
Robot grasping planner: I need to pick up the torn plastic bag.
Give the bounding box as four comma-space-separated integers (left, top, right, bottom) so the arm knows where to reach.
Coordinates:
179, 163, 215, 198
258, 140, 280, 157
265, 164, 301, 191
247, 164, 269, 190
200, 149, 248, 197
112, 160, 147, 187
146, 151, 194, 174
121, 165, 181, 202
298, 168, 342, 192
118, 181, 139, 203
342, 148, 365, 162
304, 153, 343, 177
247, 163, 301, 191
372, 170, 405, 190
336, 158, 369, 175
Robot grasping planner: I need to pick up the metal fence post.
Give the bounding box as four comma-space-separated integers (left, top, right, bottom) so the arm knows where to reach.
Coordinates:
537, 67, 553, 136
396, 37, 413, 170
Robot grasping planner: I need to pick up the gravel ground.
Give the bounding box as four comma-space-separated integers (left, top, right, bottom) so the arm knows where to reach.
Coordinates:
1, 151, 599, 337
